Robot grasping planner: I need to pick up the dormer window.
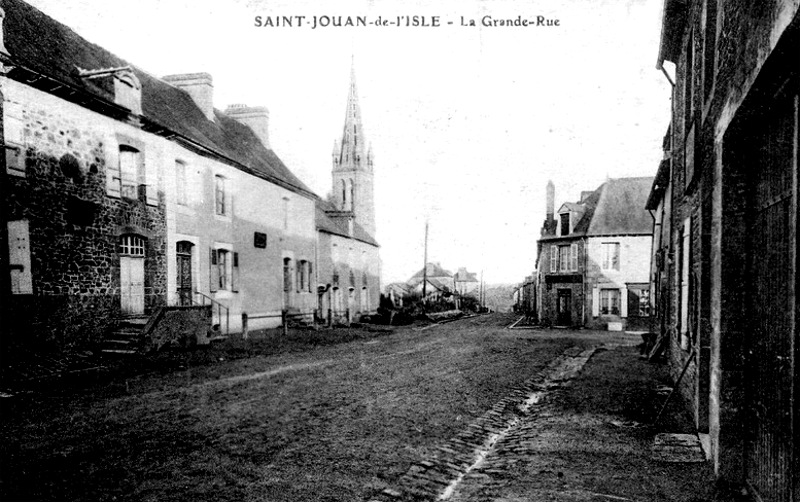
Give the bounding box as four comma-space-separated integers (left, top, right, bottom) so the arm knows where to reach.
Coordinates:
560, 213, 570, 236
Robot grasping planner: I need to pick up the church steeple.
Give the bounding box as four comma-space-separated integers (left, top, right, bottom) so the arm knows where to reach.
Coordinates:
334, 61, 369, 172
330, 59, 376, 238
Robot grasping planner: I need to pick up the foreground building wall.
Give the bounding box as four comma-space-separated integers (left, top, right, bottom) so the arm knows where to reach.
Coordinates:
656, 0, 799, 498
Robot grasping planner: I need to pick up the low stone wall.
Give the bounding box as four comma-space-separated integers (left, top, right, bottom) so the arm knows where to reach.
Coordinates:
148, 305, 212, 350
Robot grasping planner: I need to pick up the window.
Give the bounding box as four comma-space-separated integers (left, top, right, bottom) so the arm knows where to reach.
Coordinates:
349, 269, 356, 288
679, 217, 691, 349
349, 179, 354, 211
215, 175, 226, 215
600, 289, 620, 315
569, 243, 578, 271
602, 242, 620, 271
550, 245, 557, 273
217, 249, 228, 290
283, 197, 290, 230
702, 0, 717, 102
119, 146, 140, 199
297, 260, 308, 293
210, 248, 238, 292
560, 213, 570, 236
119, 234, 146, 256
283, 257, 292, 292
307, 262, 313, 292
559, 245, 570, 272
341, 180, 347, 210
176, 161, 187, 206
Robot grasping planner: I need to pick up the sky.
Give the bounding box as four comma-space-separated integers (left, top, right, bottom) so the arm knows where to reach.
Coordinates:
26, 0, 672, 285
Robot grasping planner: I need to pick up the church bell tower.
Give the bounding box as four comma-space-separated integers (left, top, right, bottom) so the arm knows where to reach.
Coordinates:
331, 61, 376, 237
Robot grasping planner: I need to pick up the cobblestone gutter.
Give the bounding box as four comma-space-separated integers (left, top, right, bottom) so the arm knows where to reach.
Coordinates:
381, 345, 598, 501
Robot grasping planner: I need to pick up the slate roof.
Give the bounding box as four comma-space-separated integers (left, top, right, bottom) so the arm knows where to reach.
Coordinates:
2, 0, 313, 197
586, 177, 654, 236
540, 177, 654, 240
315, 200, 378, 247
409, 262, 453, 281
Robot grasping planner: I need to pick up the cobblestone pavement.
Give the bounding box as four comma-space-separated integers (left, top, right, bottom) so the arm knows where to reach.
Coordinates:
381, 331, 718, 502
381, 344, 602, 501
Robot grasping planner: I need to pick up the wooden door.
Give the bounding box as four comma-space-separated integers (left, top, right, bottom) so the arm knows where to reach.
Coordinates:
177, 242, 193, 306
743, 89, 797, 502
556, 289, 571, 326
120, 256, 145, 314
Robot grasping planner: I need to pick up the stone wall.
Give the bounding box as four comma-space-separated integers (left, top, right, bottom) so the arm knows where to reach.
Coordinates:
3, 80, 167, 351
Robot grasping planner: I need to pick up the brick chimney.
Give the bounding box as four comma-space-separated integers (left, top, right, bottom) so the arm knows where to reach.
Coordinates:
225, 104, 270, 149
546, 180, 555, 222
163, 73, 214, 121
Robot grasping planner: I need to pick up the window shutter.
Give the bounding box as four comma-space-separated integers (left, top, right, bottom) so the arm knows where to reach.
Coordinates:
107, 148, 122, 197
232, 252, 240, 292
143, 154, 158, 206
613, 243, 621, 270
7, 220, 33, 294
620, 286, 628, 318
308, 261, 313, 292
4, 109, 26, 177
296, 260, 301, 293
570, 243, 578, 271
550, 245, 557, 273
209, 248, 218, 292
592, 285, 599, 317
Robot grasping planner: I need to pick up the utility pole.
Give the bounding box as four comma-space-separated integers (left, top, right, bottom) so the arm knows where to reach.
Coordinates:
422, 220, 428, 299
480, 270, 484, 310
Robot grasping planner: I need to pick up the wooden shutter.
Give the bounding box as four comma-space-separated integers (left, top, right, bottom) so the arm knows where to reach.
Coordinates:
550, 245, 557, 273
232, 252, 240, 292
591, 285, 599, 316
620, 286, 628, 318
143, 153, 158, 206
7, 220, 33, 294
308, 261, 313, 292
209, 248, 218, 292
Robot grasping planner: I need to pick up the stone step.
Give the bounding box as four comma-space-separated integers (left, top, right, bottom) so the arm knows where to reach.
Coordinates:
100, 348, 138, 355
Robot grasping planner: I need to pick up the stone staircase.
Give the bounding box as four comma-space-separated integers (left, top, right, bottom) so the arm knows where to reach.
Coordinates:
101, 316, 150, 355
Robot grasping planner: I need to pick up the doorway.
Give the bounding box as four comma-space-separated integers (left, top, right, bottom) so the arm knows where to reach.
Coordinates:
176, 241, 193, 306
556, 289, 572, 326
119, 235, 145, 315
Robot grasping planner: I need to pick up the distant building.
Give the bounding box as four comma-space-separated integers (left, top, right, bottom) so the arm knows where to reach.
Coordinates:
649, 0, 799, 498
536, 177, 653, 330
453, 267, 479, 296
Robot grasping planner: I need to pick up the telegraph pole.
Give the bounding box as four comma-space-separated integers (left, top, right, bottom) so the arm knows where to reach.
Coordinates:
422, 220, 428, 298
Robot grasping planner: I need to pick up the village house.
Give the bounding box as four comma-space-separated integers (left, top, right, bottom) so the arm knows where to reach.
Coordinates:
1, 0, 380, 353
649, 0, 798, 499
536, 177, 653, 330
453, 267, 479, 296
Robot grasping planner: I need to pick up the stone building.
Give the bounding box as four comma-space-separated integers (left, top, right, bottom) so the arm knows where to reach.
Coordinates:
536, 177, 653, 330
650, 0, 799, 498
316, 64, 380, 324
0, 0, 380, 349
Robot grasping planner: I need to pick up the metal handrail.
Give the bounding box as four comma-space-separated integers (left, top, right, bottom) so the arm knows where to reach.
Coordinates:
194, 291, 230, 335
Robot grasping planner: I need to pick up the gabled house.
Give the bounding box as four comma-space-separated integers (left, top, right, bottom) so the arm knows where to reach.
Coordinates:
536, 177, 653, 330
650, 0, 799, 498
453, 267, 479, 295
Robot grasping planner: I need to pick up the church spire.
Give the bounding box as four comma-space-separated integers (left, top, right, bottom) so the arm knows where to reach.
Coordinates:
334, 59, 368, 172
